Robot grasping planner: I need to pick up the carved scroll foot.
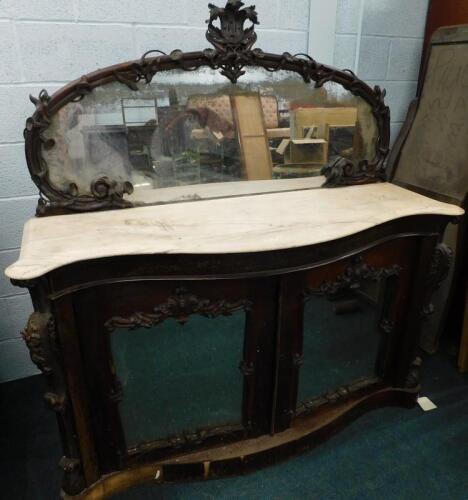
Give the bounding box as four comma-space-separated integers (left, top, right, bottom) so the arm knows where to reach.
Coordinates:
60, 457, 86, 497
405, 356, 422, 388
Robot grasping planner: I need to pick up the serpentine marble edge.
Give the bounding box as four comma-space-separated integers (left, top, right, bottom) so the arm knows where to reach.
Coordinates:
6, 183, 464, 281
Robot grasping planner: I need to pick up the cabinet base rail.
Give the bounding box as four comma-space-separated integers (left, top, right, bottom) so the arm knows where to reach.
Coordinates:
65, 386, 418, 500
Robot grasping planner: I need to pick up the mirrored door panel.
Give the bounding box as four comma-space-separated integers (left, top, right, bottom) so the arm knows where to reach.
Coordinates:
110, 312, 245, 449
298, 282, 383, 407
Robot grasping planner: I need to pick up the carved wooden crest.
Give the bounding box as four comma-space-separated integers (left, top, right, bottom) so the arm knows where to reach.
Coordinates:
206, 0, 259, 51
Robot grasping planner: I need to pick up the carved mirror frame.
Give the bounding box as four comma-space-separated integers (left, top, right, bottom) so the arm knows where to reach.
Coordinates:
24, 0, 390, 215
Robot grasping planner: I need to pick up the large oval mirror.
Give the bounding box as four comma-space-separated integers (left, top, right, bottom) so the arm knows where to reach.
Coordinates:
42, 68, 380, 206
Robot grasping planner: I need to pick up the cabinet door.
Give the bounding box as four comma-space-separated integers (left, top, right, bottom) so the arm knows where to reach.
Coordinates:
73, 278, 277, 471
275, 238, 419, 429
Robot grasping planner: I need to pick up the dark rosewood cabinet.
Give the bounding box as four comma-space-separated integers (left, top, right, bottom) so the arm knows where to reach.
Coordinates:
11, 209, 462, 498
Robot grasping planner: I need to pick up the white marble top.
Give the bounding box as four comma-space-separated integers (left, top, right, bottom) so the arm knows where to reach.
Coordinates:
6, 182, 464, 281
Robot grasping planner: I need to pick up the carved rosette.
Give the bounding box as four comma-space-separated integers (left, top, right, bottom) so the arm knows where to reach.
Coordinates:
105, 287, 251, 331
306, 255, 401, 298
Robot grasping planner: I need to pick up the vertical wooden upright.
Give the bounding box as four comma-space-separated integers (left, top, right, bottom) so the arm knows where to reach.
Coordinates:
230, 93, 273, 181
418, 0, 468, 94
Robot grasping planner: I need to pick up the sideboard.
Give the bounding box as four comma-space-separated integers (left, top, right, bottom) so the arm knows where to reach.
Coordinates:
5, 1, 464, 498
7, 183, 463, 498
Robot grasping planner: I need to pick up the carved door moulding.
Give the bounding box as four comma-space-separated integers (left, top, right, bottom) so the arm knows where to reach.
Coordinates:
104, 286, 251, 332
304, 255, 402, 298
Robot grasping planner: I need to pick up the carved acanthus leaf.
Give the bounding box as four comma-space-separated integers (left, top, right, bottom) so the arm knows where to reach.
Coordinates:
22, 312, 55, 375
306, 256, 401, 298
321, 156, 387, 187
204, 0, 259, 82
105, 287, 251, 331
35, 176, 134, 216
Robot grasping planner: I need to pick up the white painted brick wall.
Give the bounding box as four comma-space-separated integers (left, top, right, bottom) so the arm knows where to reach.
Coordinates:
0, 0, 310, 383
334, 0, 429, 145
0, 0, 427, 382
17, 23, 137, 82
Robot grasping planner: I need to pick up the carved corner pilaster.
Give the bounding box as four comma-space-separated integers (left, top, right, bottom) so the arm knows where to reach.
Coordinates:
22, 312, 55, 375
23, 311, 84, 494
421, 243, 453, 320
22, 312, 68, 413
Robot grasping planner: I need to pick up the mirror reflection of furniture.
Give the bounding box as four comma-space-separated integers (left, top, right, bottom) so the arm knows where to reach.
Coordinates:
186, 93, 277, 181
230, 93, 273, 180
293, 106, 357, 159
273, 123, 329, 178
266, 128, 290, 139
387, 25, 468, 369
164, 103, 238, 185
121, 99, 158, 173
82, 125, 131, 176
272, 106, 358, 179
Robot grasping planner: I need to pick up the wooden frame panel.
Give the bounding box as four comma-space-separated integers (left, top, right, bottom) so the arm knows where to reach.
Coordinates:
71, 278, 277, 472
274, 237, 420, 429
